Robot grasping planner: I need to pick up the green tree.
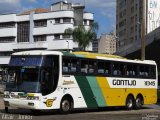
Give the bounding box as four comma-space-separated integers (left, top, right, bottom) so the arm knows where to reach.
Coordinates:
64, 22, 99, 51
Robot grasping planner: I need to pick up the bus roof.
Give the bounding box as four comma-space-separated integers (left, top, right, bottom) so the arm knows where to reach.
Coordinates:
12, 50, 156, 65
62, 51, 156, 65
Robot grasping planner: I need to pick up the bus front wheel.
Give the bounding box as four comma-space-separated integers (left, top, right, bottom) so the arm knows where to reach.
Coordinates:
126, 95, 134, 110
60, 97, 72, 114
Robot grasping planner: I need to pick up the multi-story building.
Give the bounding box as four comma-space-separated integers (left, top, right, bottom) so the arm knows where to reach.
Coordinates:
116, 0, 160, 54
92, 38, 99, 53
0, 1, 94, 67
98, 34, 116, 54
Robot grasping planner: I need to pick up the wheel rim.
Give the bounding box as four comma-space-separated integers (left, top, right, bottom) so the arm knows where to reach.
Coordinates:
62, 100, 70, 112
127, 99, 133, 108
136, 98, 142, 108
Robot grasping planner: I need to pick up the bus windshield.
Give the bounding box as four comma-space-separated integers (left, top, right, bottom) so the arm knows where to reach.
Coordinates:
6, 67, 41, 93
5, 55, 59, 95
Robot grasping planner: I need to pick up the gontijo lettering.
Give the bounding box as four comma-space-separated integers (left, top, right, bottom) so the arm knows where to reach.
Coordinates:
113, 79, 136, 86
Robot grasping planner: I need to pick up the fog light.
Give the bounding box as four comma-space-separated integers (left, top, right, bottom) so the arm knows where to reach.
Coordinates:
28, 102, 34, 106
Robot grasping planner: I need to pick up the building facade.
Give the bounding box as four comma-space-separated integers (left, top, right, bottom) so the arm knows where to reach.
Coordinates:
0, 1, 94, 66
116, 0, 160, 54
92, 38, 99, 53
98, 34, 116, 54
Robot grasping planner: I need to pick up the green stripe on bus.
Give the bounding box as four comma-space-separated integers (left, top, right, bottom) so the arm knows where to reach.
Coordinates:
86, 76, 106, 107
74, 54, 85, 58
75, 76, 98, 108
62, 52, 76, 57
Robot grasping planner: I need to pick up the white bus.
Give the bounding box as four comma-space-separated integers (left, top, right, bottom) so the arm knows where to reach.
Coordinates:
4, 50, 158, 114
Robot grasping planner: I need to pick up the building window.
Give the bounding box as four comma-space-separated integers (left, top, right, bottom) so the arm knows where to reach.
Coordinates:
119, 9, 126, 18
84, 20, 87, 25
131, 16, 134, 23
135, 35, 137, 41
63, 18, 71, 23
135, 24, 137, 31
130, 26, 134, 33
34, 20, 47, 27
54, 34, 61, 39
17, 21, 30, 42
131, 6, 134, 13
0, 22, 15, 28
136, 4, 138, 10
119, 0, 126, 10
55, 18, 61, 24
119, 29, 126, 36
89, 20, 94, 26
130, 37, 134, 42
0, 37, 15, 43
34, 35, 46, 42
63, 34, 71, 39
119, 19, 126, 28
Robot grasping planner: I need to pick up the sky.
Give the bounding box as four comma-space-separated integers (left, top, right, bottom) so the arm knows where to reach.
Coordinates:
0, 0, 116, 37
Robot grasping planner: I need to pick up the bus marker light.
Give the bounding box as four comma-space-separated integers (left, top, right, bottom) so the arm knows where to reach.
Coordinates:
27, 93, 35, 97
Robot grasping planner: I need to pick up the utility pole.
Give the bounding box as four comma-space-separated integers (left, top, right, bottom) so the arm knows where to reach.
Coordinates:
141, 0, 146, 60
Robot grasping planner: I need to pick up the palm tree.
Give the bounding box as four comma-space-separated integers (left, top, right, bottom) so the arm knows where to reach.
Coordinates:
64, 22, 99, 51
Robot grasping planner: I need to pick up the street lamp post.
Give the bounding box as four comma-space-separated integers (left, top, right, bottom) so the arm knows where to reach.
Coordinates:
141, 0, 146, 61
66, 41, 69, 52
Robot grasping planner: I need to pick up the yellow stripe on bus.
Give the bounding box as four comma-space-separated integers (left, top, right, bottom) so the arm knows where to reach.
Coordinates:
96, 77, 157, 106
96, 77, 126, 106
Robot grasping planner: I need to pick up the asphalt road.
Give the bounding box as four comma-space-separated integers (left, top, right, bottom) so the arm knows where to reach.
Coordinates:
0, 104, 160, 120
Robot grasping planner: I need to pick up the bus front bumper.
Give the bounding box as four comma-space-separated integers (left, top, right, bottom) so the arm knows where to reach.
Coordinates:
4, 98, 42, 110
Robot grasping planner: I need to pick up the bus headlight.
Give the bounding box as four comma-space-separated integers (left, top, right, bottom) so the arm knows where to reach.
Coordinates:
4, 95, 10, 98
4, 91, 9, 95
27, 96, 39, 100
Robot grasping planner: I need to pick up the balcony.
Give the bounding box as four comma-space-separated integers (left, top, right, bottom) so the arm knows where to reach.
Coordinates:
0, 56, 10, 65
33, 24, 74, 35
83, 13, 93, 20
12, 42, 48, 50
0, 43, 13, 51
0, 28, 17, 37
0, 14, 16, 23
48, 40, 73, 50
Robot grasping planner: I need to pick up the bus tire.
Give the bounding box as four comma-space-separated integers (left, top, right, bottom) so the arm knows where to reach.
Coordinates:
126, 95, 134, 110
60, 97, 72, 114
5, 107, 8, 113
135, 95, 143, 109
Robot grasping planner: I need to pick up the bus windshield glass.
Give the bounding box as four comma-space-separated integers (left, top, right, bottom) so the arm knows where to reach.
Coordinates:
6, 67, 41, 93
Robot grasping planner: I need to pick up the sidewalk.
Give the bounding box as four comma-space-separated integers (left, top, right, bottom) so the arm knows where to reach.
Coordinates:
0, 97, 4, 109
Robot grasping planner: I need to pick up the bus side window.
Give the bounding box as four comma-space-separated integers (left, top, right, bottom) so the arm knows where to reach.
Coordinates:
127, 64, 135, 76
132, 65, 137, 76
98, 62, 105, 74
81, 60, 88, 73
139, 66, 149, 77
70, 59, 78, 73
88, 61, 96, 74
120, 64, 126, 76
105, 62, 110, 75
144, 66, 149, 77
63, 59, 70, 72
113, 63, 121, 75
150, 66, 156, 78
